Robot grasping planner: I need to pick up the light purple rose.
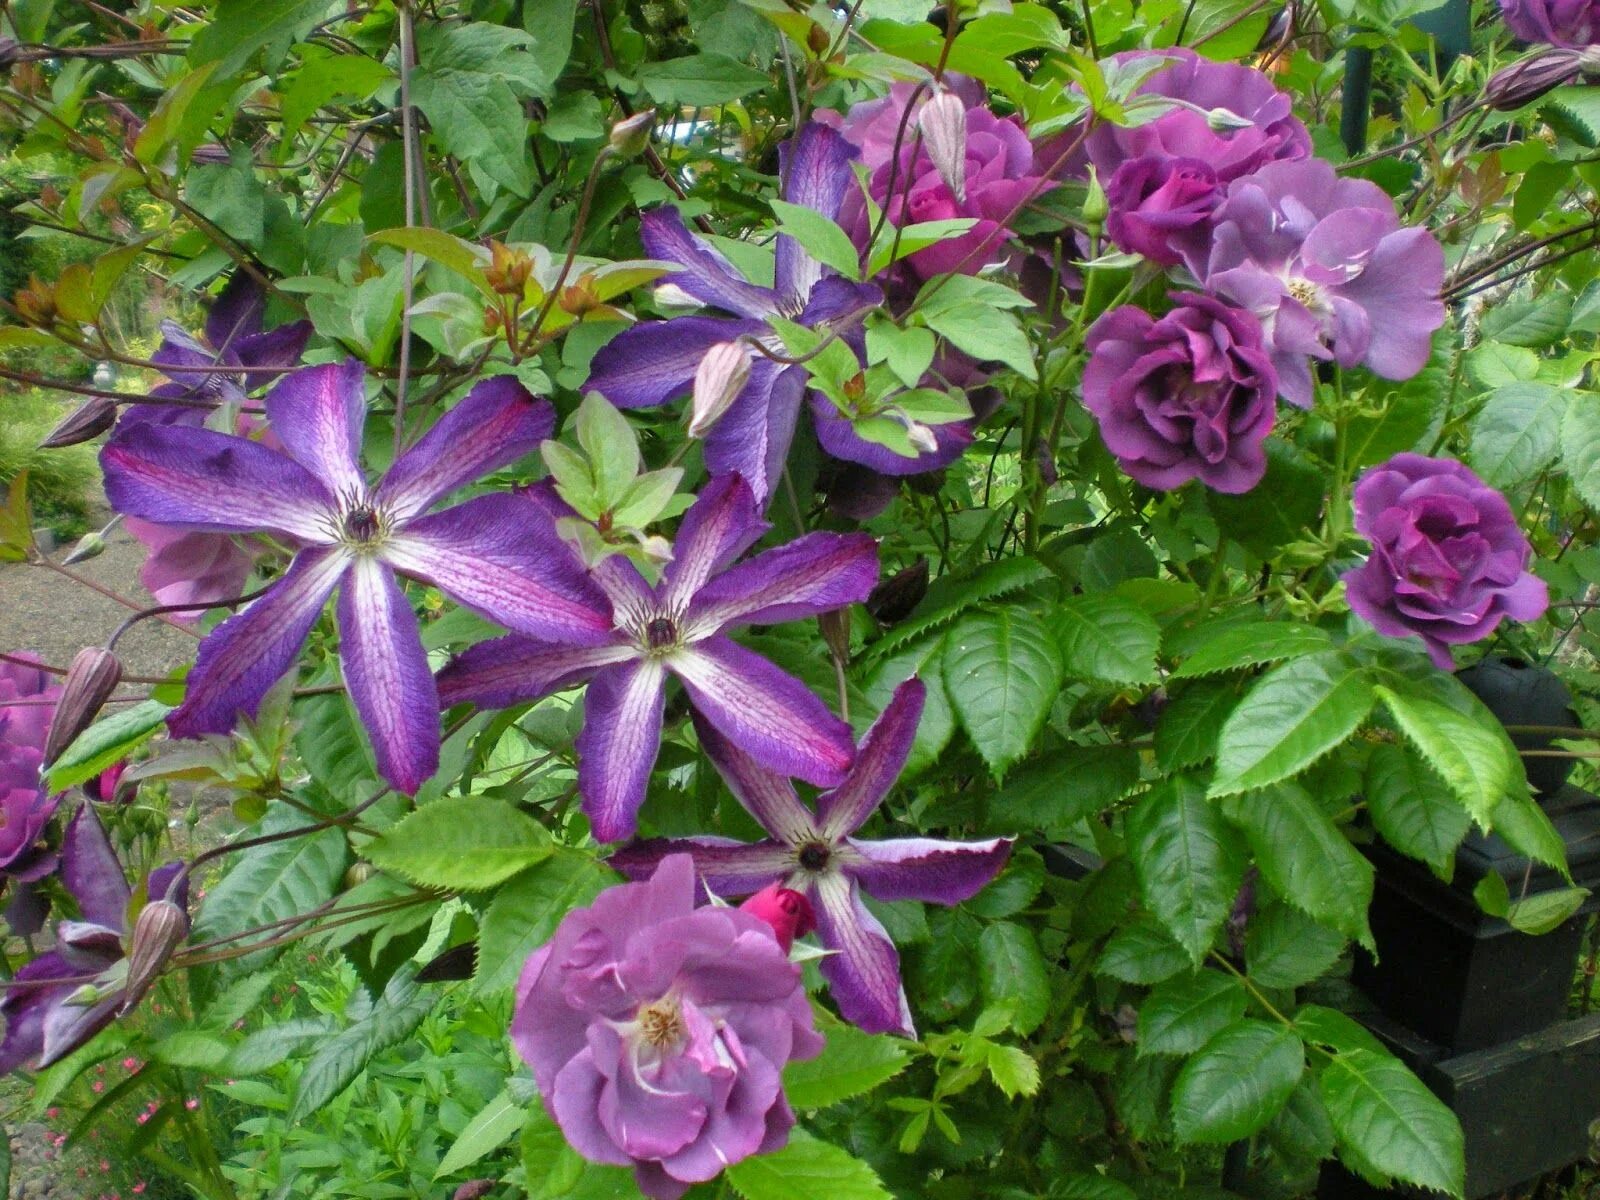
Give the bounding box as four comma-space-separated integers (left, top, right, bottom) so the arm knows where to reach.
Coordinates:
1083, 294, 1278, 494
0, 652, 58, 754
1188, 158, 1446, 409
1103, 155, 1224, 266
1500, 0, 1600, 45
1342, 454, 1548, 668
0, 653, 60, 875
511, 854, 822, 1200
124, 518, 258, 622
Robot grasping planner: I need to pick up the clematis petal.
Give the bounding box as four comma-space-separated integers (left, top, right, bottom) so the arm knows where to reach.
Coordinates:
337, 557, 439, 795
775, 123, 860, 305
610, 836, 796, 899
39, 992, 122, 1070
585, 317, 761, 411
577, 659, 668, 842
376, 376, 555, 522
842, 836, 1012, 905
204, 273, 266, 350
383, 494, 616, 644
641, 207, 781, 319
810, 871, 915, 1037
684, 530, 878, 638
817, 678, 924, 839
0, 963, 67, 1074
670, 636, 854, 788
660, 475, 768, 613
61, 806, 132, 931
233, 321, 313, 375
263, 359, 369, 501
701, 361, 806, 508
168, 546, 350, 739
437, 635, 638, 710
101, 423, 335, 542
690, 711, 820, 844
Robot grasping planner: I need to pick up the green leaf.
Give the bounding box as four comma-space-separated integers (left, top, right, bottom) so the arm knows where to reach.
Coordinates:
1210, 653, 1374, 798
1208, 439, 1325, 554
523, 0, 578, 94
46, 700, 172, 791
1137, 972, 1247, 1057
1220, 783, 1374, 946
1126, 777, 1248, 964
1294, 1005, 1389, 1057
1051, 1178, 1137, 1200
1505, 884, 1590, 935
523, 1105, 634, 1197
368, 228, 491, 294
1468, 383, 1568, 489
725, 1131, 892, 1200
189, 0, 325, 75
1097, 916, 1192, 985
1373, 684, 1517, 828
278, 49, 393, 140
1364, 744, 1471, 875
1053, 593, 1161, 685
784, 1019, 909, 1109
0, 472, 31, 563
475, 851, 617, 994
985, 744, 1140, 835
1480, 294, 1571, 348
770, 199, 860, 280
1320, 1049, 1465, 1197
869, 557, 1051, 661
1562, 393, 1600, 513
366, 796, 554, 890
1345, 367, 1444, 466
1170, 622, 1332, 680
1264, 1076, 1336, 1164
1170, 1021, 1305, 1144
1246, 905, 1348, 990
986, 1044, 1041, 1098
149, 1030, 234, 1072
921, 305, 1036, 379
978, 922, 1051, 1035
1490, 790, 1569, 871
435, 1088, 527, 1180
636, 52, 773, 106
1154, 680, 1241, 772
411, 69, 534, 197
186, 162, 267, 247
943, 607, 1064, 778
288, 967, 436, 1124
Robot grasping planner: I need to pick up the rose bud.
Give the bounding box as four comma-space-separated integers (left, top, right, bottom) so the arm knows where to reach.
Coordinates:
40, 397, 117, 449
1486, 48, 1586, 111
608, 109, 656, 158
120, 899, 189, 1015
453, 1183, 495, 1200
43, 648, 121, 765
866, 558, 929, 625
919, 89, 969, 202
687, 341, 752, 438
739, 884, 816, 953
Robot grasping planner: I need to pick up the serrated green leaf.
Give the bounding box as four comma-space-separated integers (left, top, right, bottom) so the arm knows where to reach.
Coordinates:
1469, 383, 1567, 488
784, 1019, 909, 1109
1480, 294, 1571, 348
984, 743, 1140, 835
1320, 1049, 1465, 1197
1294, 1005, 1388, 1057
1170, 623, 1331, 680
366, 796, 553, 890
1053, 593, 1161, 685
1373, 684, 1517, 828
1210, 652, 1374, 797
726, 1131, 892, 1200
1126, 777, 1248, 964
1154, 680, 1241, 771
1364, 744, 1471, 875
978, 922, 1050, 1035
1170, 1021, 1304, 1144
1490, 790, 1569, 872
1264, 1075, 1336, 1164
1097, 916, 1192, 985
869, 557, 1052, 661
1246, 905, 1347, 990
288, 967, 435, 1124
46, 700, 173, 792
943, 607, 1063, 778
1563, 393, 1600, 512
435, 1088, 527, 1180
986, 1043, 1041, 1098
475, 851, 617, 994
1137, 972, 1247, 1057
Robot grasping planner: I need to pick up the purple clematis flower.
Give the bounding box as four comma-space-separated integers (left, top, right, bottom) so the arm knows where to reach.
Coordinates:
1500, 0, 1600, 45
1185, 158, 1446, 409
585, 123, 944, 506
99, 361, 598, 795
0, 806, 187, 1073
437, 473, 878, 843
119, 274, 312, 431
610, 679, 1012, 1037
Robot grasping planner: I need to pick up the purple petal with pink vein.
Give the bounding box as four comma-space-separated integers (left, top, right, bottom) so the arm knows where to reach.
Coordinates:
685, 530, 878, 637
436, 636, 637, 710
845, 836, 1012, 905
101, 423, 335, 542
336, 557, 439, 794
376, 376, 554, 521
811, 871, 914, 1036
659, 474, 767, 613
609, 836, 796, 898
383, 494, 616, 644
585, 316, 761, 411
690, 711, 820, 844
775, 123, 860, 305
263, 359, 369, 500
701, 361, 806, 508
817, 678, 923, 839
204, 273, 266, 350
670, 636, 853, 788
576, 659, 668, 842
168, 546, 350, 739
640, 207, 781, 319
234, 321, 313, 374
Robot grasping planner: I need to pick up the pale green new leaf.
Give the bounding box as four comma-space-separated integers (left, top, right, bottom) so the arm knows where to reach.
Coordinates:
1373, 684, 1517, 828
783, 1019, 909, 1109
725, 1131, 892, 1200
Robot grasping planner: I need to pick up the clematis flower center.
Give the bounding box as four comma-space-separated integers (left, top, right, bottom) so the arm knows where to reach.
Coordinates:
341, 506, 386, 547
643, 616, 680, 652
798, 842, 831, 871
637, 997, 685, 1049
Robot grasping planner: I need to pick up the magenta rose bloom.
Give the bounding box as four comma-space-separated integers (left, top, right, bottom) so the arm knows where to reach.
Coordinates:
1343, 454, 1548, 668
1083, 294, 1278, 494
1500, 0, 1600, 45
0, 653, 61, 875
511, 854, 822, 1200
1189, 158, 1445, 409
1104, 155, 1224, 265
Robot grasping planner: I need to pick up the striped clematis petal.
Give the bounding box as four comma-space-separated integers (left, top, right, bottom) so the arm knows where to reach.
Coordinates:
685, 529, 880, 636
264, 359, 368, 501
609, 836, 798, 898
690, 713, 821, 845
843, 837, 1013, 906
437, 635, 638, 710
587, 316, 764, 413
659, 475, 768, 613
774, 122, 860, 307
576, 658, 670, 842
816, 678, 926, 840
700, 360, 807, 508
640, 207, 782, 320
810, 871, 915, 1037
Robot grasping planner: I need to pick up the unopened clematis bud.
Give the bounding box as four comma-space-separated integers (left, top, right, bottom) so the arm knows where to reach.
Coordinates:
905, 421, 939, 455
919, 90, 968, 203
817, 609, 852, 663
1486, 48, 1587, 112
62, 529, 106, 565
739, 884, 816, 953
1204, 106, 1257, 132
866, 558, 929, 625
688, 342, 752, 438
608, 109, 656, 157
44, 647, 121, 765
121, 899, 189, 1015
40, 397, 117, 448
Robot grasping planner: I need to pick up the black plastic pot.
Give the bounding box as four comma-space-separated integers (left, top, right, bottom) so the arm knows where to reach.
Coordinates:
1457, 655, 1580, 798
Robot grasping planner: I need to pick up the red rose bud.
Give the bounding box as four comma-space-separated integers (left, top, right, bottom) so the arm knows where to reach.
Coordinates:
1486, 49, 1587, 111
739, 884, 816, 953
120, 899, 188, 1015
688, 342, 752, 438
40, 397, 117, 448
44, 648, 121, 765
919, 90, 968, 203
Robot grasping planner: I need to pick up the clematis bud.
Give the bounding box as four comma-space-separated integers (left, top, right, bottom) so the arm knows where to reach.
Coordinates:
44, 648, 121, 765
688, 342, 752, 438
120, 899, 189, 1015
919, 90, 968, 203
905, 420, 939, 455
1485, 48, 1587, 111
818, 609, 852, 663
62, 530, 106, 565
40, 397, 117, 448
866, 558, 929, 625
608, 109, 655, 158
739, 884, 816, 953
1204, 106, 1257, 132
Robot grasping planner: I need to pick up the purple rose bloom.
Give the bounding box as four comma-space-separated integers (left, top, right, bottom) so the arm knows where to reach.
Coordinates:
1500, 0, 1600, 45
511, 853, 822, 1200
0, 654, 61, 876
124, 518, 258, 622
1189, 158, 1446, 409
0, 652, 58, 756
1083, 294, 1278, 495
1342, 454, 1549, 668
1104, 155, 1224, 266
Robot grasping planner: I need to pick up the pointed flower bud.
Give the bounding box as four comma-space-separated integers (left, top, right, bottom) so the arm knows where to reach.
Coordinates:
40, 397, 116, 448
919, 90, 968, 203
484, 241, 534, 296
120, 899, 189, 1015
817, 609, 852, 664
905, 420, 939, 455
1082, 165, 1109, 231
688, 342, 752, 438
62, 529, 106, 565
44, 647, 121, 765
739, 884, 816, 953
608, 109, 656, 158
1204, 106, 1257, 132
1486, 48, 1586, 112
866, 558, 929, 625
